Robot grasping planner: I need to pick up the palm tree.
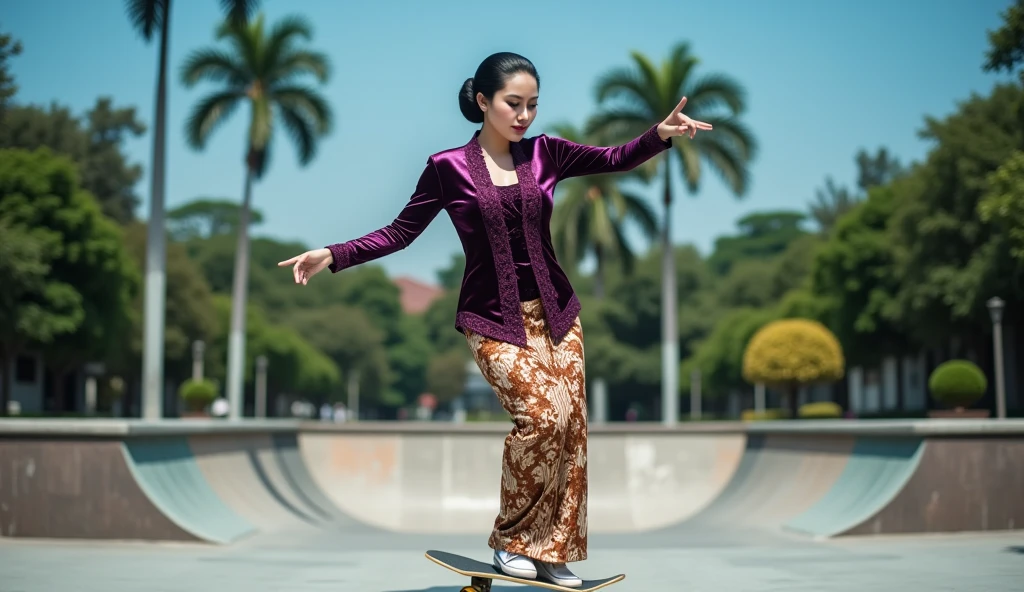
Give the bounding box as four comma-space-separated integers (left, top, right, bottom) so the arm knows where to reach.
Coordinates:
126, 0, 258, 419
588, 41, 757, 425
181, 13, 332, 418
809, 176, 857, 235
549, 121, 660, 424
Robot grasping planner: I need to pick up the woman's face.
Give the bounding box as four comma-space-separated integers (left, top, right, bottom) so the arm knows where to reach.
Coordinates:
478, 72, 538, 143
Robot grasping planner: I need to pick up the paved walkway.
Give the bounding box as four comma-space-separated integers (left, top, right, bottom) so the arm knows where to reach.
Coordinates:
2, 529, 1021, 592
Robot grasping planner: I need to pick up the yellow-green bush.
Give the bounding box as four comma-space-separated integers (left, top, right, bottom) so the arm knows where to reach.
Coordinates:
741, 408, 790, 421
742, 319, 845, 386
928, 360, 987, 409
798, 401, 843, 419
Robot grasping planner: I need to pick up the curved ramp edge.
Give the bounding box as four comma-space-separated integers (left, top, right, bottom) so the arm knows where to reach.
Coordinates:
122, 437, 256, 544
783, 437, 924, 538
679, 433, 854, 530
271, 432, 373, 528
0, 439, 201, 542
188, 434, 320, 532
841, 437, 1024, 535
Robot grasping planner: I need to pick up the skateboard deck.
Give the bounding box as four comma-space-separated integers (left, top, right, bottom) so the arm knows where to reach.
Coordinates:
425, 550, 625, 592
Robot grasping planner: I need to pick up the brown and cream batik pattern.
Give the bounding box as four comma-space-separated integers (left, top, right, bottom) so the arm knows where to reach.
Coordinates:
464, 298, 588, 564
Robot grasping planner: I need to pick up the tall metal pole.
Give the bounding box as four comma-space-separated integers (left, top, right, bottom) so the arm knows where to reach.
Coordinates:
255, 355, 267, 419
987, 297, 1007, 420
141, 0, 171, 420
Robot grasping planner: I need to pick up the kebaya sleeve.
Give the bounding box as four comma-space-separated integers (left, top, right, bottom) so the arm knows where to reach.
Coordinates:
542, 124, 672, 181
325, 156, 444, 273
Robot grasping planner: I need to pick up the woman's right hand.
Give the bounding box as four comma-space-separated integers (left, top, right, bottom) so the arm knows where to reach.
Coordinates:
277, 247, 333, 285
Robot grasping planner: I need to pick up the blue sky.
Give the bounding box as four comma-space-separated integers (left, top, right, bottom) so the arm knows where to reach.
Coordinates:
5, 0, 1018, 285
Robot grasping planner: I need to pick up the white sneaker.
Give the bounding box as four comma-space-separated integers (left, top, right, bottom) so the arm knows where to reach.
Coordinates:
536, 561, 583, 587
493, 550, 537, 579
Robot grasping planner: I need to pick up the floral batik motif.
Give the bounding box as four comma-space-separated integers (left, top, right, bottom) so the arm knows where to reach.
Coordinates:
464, 298, 588, 563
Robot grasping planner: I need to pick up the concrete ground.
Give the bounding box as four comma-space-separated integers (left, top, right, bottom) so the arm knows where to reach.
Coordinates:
1, 529, 1021, 592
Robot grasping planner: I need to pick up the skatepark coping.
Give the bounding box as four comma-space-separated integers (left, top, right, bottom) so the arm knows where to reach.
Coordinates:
2, 418, 1024, 438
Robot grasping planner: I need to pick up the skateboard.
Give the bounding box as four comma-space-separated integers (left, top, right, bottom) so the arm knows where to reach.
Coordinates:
425, 549, 625, 592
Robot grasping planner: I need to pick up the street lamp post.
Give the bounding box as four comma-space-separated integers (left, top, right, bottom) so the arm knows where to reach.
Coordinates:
986, 297, 1006, 420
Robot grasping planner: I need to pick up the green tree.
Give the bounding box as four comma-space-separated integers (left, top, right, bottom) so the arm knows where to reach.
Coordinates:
126, 0, 260, 419
0, 27, 22, 121
0, 218, 81, 414
0, 98, 146, 223
707, 210, 808, 276
889, 83, 1024, 347
588, 41, 757, 420
180, 12, 333, 414
0, 148, 138, 413
112, 222, 219, 393
983, 0, 1024, 84
426, 348, 470, 406
979, 151, 1024, 263
167, 197, 265, 241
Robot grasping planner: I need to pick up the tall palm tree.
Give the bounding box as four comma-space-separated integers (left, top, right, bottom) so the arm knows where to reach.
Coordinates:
588, 42, 757, 425
126, 0, 258, 419
549, 121, 659, 424
181, 13, 332, 419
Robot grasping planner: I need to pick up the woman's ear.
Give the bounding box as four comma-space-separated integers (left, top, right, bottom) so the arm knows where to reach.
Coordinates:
476, 91, 488, 114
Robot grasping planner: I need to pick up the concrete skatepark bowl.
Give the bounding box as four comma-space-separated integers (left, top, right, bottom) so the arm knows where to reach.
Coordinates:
1, 418, 1022, 591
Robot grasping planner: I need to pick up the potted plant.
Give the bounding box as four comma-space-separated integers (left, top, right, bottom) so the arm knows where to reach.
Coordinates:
927, 360, 990, 418
179, 378, 218, 418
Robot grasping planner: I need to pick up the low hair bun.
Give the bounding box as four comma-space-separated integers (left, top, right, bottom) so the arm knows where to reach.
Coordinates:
458, 77, 484, 124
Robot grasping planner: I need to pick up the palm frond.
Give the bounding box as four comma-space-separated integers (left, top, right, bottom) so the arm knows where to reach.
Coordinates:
216, 13, 262, 76
619, 191, 660, 239
685, 73, 747, 116
180, 49, 249, 87
269, 50, 330, 84
694, 116, 757, 163
184, 89, 245, 149
593, 66, 660, 116
264, 15, 315, 76
676, 142, 702, 193
125, 0, 166, 40
584, 107, 652, 143
273, 85, 332, 134
220, 0, 259, 25
278, 104, 316, 164
692, 133, 751, 196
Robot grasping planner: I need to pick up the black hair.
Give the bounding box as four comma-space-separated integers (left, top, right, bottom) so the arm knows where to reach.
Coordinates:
459, 52, 539, 124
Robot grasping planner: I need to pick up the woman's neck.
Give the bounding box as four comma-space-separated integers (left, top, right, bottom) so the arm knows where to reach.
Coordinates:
477, 122, 510, 159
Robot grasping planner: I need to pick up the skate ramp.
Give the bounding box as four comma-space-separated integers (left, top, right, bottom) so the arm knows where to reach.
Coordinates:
787, 435, 1024, 537
188, 433, 323, 531
123, 437, 255, 544
0, 439, 202, 542
677, 433, 855, 531
297, 428, 745, 534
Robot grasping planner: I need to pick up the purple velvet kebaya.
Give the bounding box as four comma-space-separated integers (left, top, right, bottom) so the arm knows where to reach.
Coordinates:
325, 124, 672, 347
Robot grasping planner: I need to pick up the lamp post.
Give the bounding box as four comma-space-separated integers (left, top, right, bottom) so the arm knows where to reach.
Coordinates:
255, 355, 268, 419
192, 340, 205, 382
987, 297, 1006, 420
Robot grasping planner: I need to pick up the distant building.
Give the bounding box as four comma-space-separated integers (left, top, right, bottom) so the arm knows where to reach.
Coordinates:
393, 276, 444, 314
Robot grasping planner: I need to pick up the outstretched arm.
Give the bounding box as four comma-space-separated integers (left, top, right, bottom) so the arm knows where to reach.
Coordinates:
543, 124, 671, 181
326, 157, 445, 273
545, 96, 712, 181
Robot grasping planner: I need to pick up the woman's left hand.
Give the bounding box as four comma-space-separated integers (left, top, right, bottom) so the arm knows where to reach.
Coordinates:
658, 96, 712, 141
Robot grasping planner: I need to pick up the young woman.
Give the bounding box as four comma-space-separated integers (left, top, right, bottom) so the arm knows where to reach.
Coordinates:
279, 52, 711, 587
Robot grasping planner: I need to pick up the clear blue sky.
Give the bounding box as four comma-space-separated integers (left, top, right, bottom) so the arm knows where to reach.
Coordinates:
5, 0, 1018, 285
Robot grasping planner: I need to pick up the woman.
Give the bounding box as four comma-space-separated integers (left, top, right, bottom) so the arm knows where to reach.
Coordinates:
279, 52, 711, 587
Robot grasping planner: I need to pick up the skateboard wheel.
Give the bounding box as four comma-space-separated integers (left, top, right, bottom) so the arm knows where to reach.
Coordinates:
459, 587, 476, 592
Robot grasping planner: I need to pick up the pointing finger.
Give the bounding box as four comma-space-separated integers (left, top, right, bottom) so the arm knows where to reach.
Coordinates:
278, 256, 298, 267
674, 96, 688, 114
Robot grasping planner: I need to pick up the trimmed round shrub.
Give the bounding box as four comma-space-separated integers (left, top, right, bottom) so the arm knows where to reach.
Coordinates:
742, 319, 845, 386
179, 378, 218, 412
798, 401, 843, 419
928, 360, 987, 409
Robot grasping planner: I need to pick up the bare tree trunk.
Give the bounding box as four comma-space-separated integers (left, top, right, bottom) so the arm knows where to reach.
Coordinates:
660, 161, 678, 425
225, 167, 255, 419
0, 347, 12, 416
